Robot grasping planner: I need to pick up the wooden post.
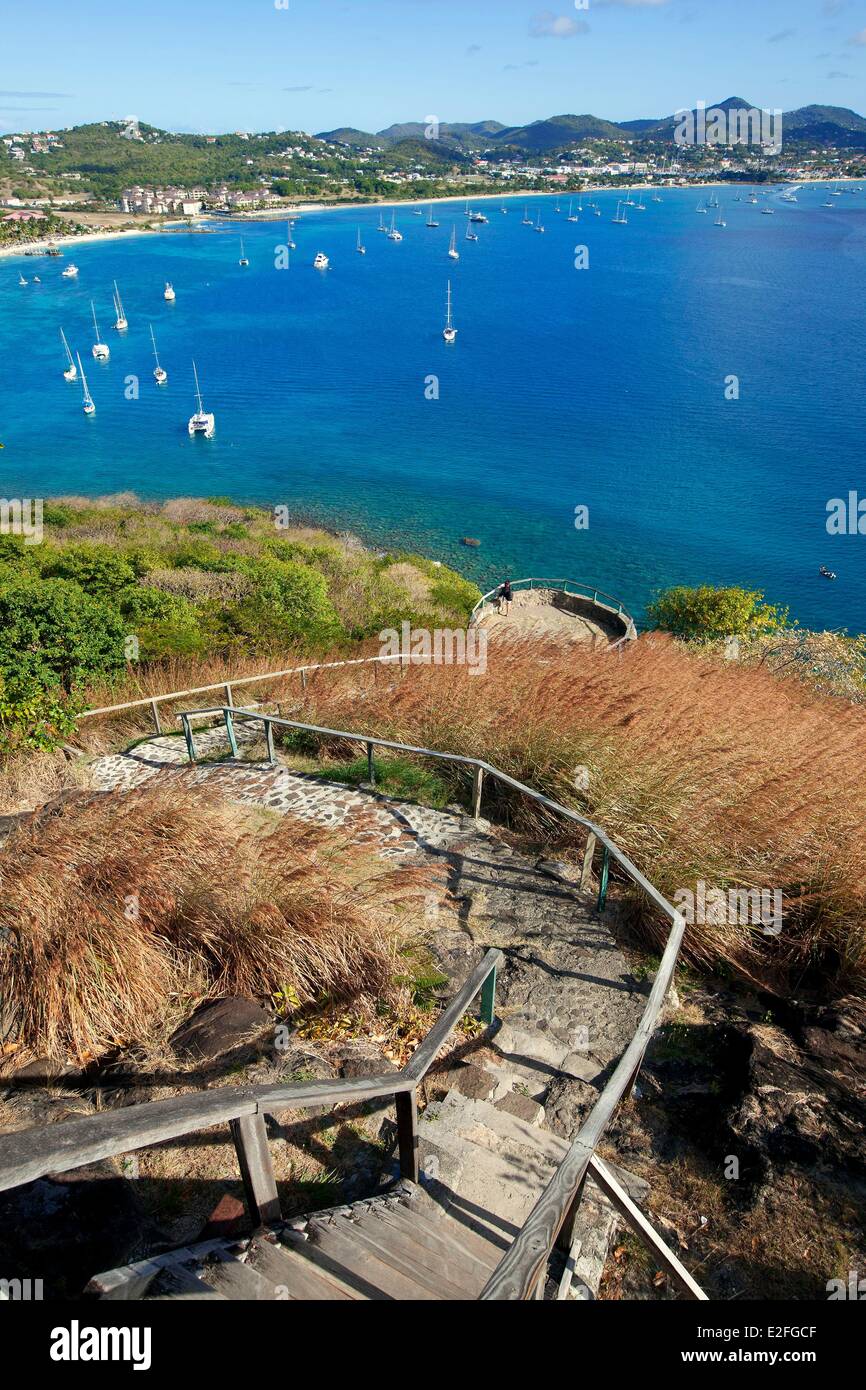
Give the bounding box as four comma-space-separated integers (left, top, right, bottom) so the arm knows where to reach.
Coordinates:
367, 741, 375, 786
472, 766, 484, 820
224, 683, 233, 708
224, 707, 239, 759
395, 1090, 419, 1182
596, 845, 610, 913
181, 714, 196, 764
300, 669, 307, 694
229, 1113, 281, 1227
480, 963, 497, 1025
150, 699, 162, 735
579, 832, 597, 892
265, 718, 275, 764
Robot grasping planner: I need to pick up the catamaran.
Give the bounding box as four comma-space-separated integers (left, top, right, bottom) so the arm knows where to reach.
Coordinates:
61, 262, 79, 278
238, 237, 249, 267
77, 352, 95, 415
443, 280, 457, 344
164, 281, 176, 301
112, 280, 128, 331
188, 360, 215, 437
150, 325, 167, 385
91, 302, 110, 360
447, 226, 459, 260
60, 328, 77, 381
356, 227, 366, 255
426, 205, 440, 228
469, 210, 488, 223
387, 212, 403, 241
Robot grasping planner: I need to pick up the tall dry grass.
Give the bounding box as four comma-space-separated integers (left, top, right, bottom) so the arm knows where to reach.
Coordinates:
0, 778, 425, 1059
275, 636, 866, 993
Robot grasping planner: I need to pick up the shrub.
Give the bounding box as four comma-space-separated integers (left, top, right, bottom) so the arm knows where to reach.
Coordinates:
647, 585, 788, 642
43, 542, 137, 599
0, 577, 126, 695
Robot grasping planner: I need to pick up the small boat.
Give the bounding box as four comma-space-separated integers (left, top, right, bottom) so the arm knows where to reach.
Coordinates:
426, 205, 440, 228
761, 207, 775, 216
447, 226, 460, 261
150, 325, 167, 385
443, 279, 457, 344
635, 192, 646, 212
285, 218, 296, 250
412, 206, 424, 217
612, 200, 628, 225
819, 565, 837, 580
313, 251, 330, 269
707, 193, 719, 209
387, 213, 403, 242
164, 281, 176, 301
566, 200, 579, 223
522, 207, 533, 226
188, 360, 215, 437
238, 237, 249, 267
60, 328, 77, 381
18, 272, 28, 286
535, 210, 545, 233
469, 210, 488, 224
356, 227, 366, 255
112, 280, 128, 331
748, 192, 758, 204
61, 263, 79, 278
652, 193, 662, 203
500, 206, 508, 214
554, 199, 561, 214
465, 223, 478, 243
378, 212, 388, 233
830, 185, 842, 197
696, 200, 708, 214
77, 352, 95, 415
91, 302, 110, 360
32, 275, 41, 283
822, 198, 835, 208
715, 208, 726, 228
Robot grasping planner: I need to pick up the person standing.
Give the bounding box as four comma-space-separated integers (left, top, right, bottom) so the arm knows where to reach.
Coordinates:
498, 579, 513, 616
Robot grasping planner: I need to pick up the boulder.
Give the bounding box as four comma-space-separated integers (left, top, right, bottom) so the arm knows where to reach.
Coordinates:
170, 998, 272, 1061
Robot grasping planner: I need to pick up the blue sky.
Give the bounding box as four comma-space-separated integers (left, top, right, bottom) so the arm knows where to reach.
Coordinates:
1, 0, 864, 135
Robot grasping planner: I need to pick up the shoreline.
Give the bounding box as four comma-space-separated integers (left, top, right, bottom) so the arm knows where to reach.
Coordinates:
5, 173, 861, 257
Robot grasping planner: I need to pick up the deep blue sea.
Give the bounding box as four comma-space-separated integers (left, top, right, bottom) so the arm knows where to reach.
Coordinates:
1, 184, 865, 630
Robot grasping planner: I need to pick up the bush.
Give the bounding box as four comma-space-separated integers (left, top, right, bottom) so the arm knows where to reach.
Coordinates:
0, 577, 126, 695
234, 560, 343, 646
647, 585, 788, 642
43, 542, 137, 599
0, 672, 79, 754
165, 536, 236, 571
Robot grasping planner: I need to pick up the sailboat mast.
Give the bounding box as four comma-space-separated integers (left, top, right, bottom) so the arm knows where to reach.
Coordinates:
192, 360, 203, 413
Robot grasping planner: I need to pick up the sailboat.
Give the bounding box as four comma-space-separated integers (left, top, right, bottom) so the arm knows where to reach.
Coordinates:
150, 325, 167, 384
535, 209, 545, 233
164, 281, 176, 301
286, 219, 296, 250
187, 360, 215, 437
624, 189, 637, 207
18, 272, 28, 286
522, 207, 533, 225
448, 226, 460, 261
238, 237, 249, 267
77, 353, 95, 415
715, 206, 726, 228
91, 302, 110, 360
707, 193, 719, 209
378, 212, 387, 233
356, 227, 366, 255
387, 212, 403, 241
652, 191, 662, 203
60, 329, 77, 381
696, 200, 708, 214
554, 198, 561, 214
443, 280, 457, 344
566, 200, 579, 223
612, 200, 628, 225
635, 191, 646, 211
112, 280, 128, 331
465, 222, 478, 243
426, 205, 440, 228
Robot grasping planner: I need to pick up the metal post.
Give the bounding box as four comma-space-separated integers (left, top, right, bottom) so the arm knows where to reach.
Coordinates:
395, 1090, 419, 1182
597, 845, 610, 913
265, 718, 275, 764
367, 741, 375, 785
229, 1113, 282, 1227
181, 713, 196, 764
472, 765, 484, 820
480, 964, 497, 1025
150, 699, 162, 735
224, 707, 239, 759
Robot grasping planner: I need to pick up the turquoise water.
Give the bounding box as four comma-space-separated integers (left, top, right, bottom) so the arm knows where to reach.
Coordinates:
1, 185, 865, 629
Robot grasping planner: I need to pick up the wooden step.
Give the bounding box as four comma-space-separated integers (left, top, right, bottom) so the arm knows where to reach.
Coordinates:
147, 1265, 229, 1300
248, 1236, 358, 1300
306, 1217, 441, 1300
341, 1211, 478, 1299
201, 1254, 282, 1301
368, 1201, 501, 1284
400, 1191, 509, 1268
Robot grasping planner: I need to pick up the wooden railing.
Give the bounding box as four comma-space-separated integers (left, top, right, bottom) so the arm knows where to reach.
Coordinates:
0, 952, 502, 1227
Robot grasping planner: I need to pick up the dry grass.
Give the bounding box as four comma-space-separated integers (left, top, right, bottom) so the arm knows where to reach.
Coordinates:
270, 636, 866, 993
0, 778, 426, 1061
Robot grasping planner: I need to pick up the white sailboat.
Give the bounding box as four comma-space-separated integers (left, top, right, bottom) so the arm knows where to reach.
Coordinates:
426, 205, 440, 228
286, 218, 296, 250
635, 190, 646, 211
91, 302, 110, 360
18, 272, 28, 286
696, 200, 708, 214
447, 225, 460, 261
378, 211, 387, 233
387, 212, 403, 241
238, 237, 249, 267
715, 206, 726, 228
465, 222, 478, 243
522, 207, 533, 225
535, 209, 545, 233
77, 353, 95, 415
112, 280, 128, 331
188, 360, 215, 437
356, 227, 366, 255
60, 328, 77, 381
443, 280, 457, 344
150, 325, 167, 384
612, 200, 628, 225
566, 200, 579, 223
164, 281, 176, 301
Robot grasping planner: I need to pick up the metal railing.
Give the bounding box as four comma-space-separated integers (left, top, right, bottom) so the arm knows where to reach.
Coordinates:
470, 577, 637, 644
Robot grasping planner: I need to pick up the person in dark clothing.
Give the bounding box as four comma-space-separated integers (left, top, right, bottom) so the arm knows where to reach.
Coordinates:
497, 579, 513, 615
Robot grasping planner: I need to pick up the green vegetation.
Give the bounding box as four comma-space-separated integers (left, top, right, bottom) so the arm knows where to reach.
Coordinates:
647, 585, 788, 642
316, 754, 451, 809
0, 497, 480, 754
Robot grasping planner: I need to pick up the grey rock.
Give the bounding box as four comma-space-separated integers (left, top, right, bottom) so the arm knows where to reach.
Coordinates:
494, 1090, 545, 1127
170, 998, 272, 1061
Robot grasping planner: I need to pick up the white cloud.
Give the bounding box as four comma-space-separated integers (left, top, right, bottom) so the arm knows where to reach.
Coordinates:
529, 10, 589, 38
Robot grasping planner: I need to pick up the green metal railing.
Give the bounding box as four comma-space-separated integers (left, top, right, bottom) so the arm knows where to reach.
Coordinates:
469, 577, 637, 644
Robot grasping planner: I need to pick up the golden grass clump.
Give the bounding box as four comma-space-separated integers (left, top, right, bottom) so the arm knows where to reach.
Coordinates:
0, 777, 420, 1060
